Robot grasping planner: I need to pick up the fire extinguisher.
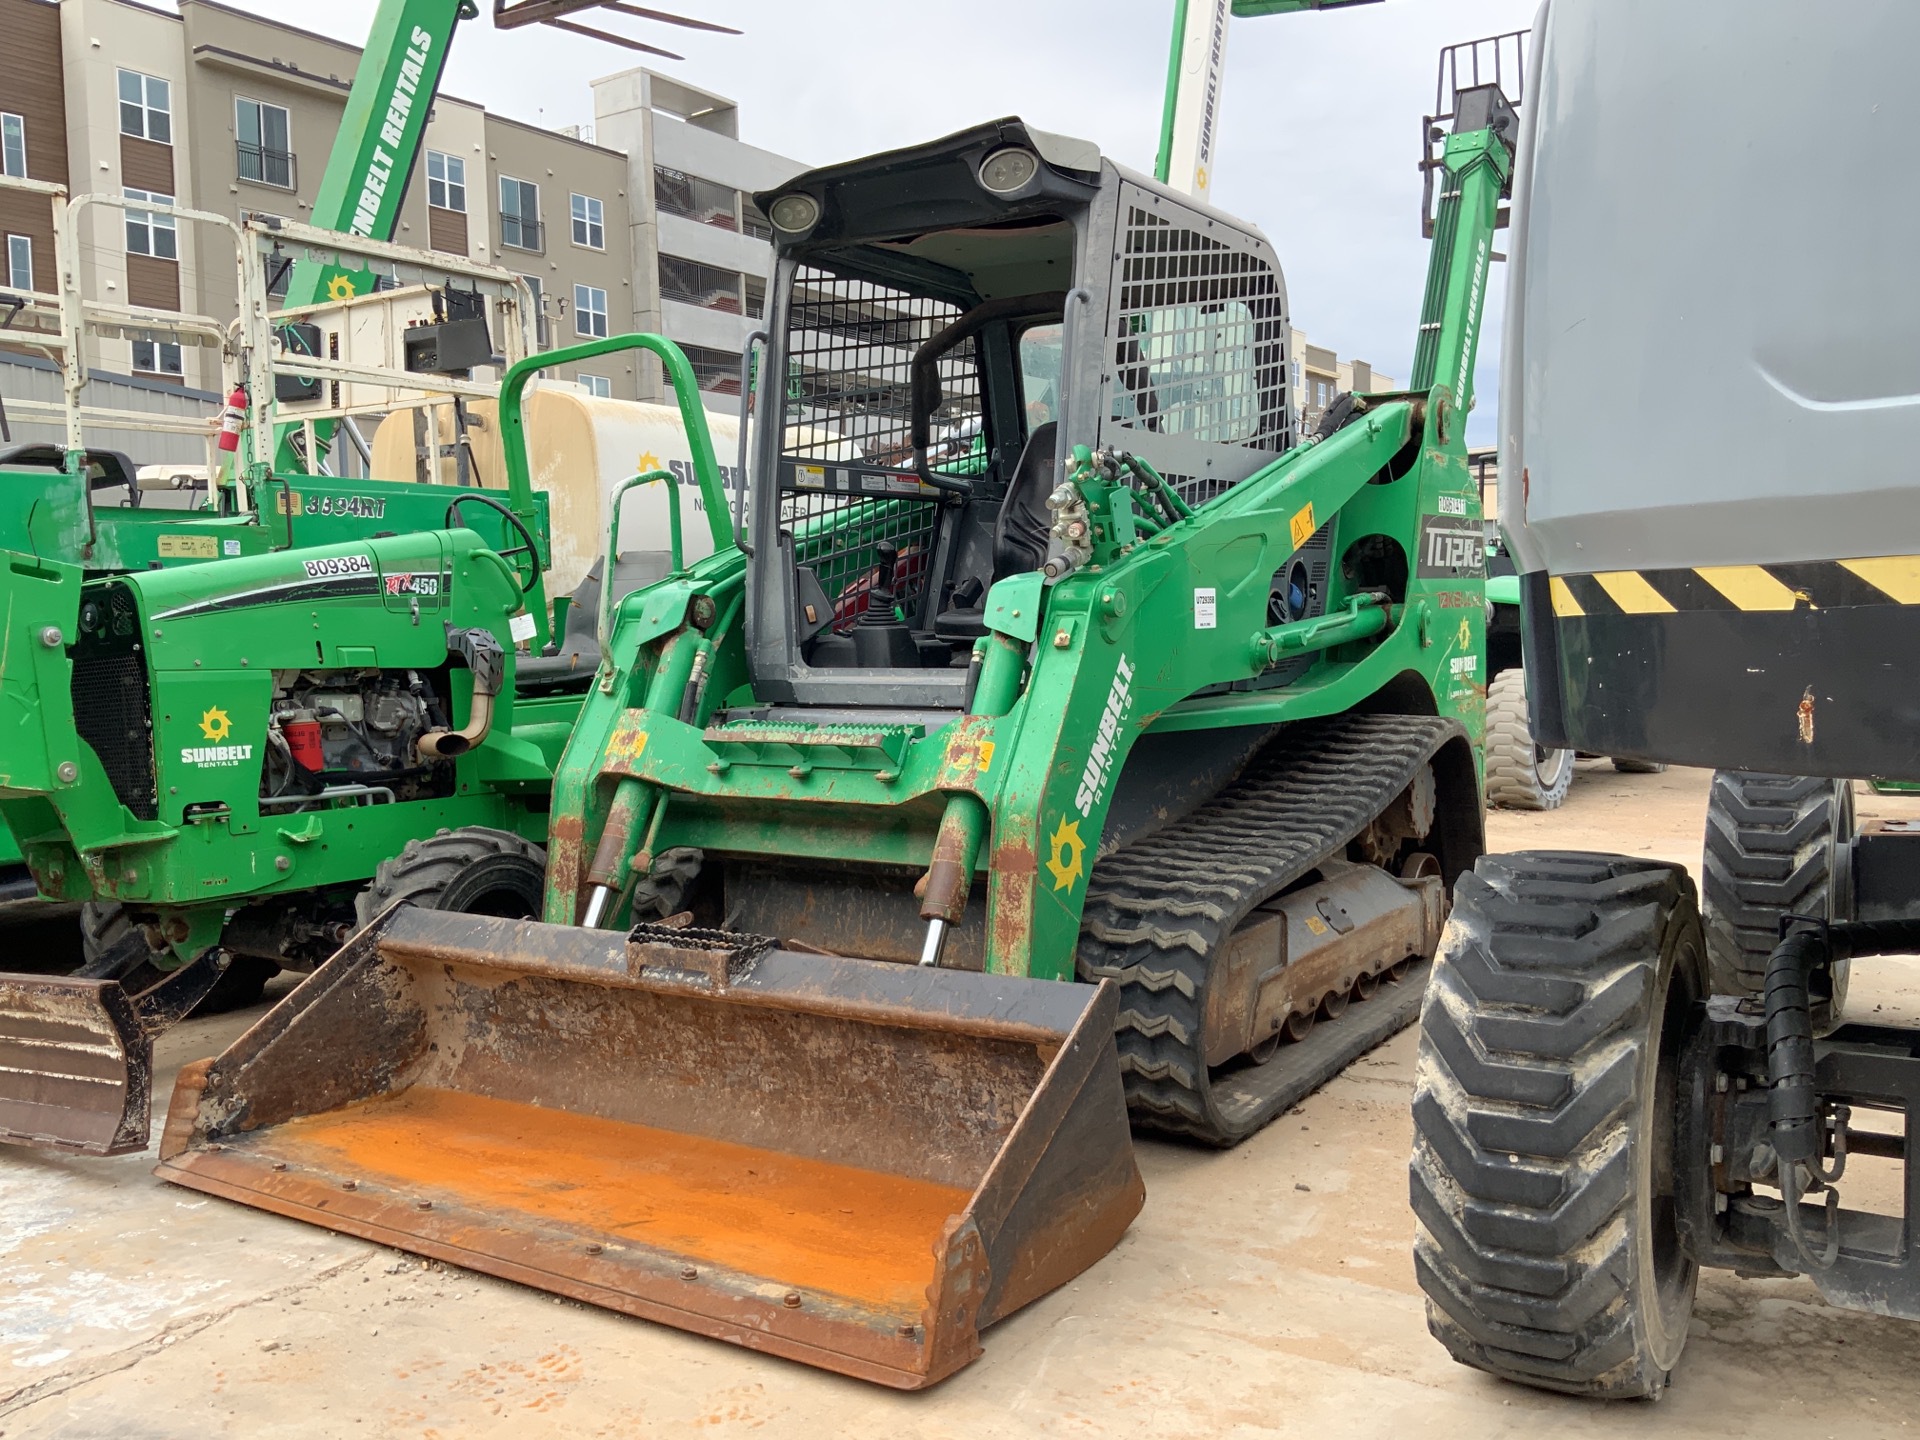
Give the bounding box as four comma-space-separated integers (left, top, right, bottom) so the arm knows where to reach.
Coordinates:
217, 384, 247, 453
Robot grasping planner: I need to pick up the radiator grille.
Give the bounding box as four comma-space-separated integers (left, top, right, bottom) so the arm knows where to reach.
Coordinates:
71, 650, 157, 820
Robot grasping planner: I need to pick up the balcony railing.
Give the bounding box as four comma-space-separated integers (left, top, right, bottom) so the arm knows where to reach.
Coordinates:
237, 142, 295, 190
660, 283, 742, 314
499, 214, 544, 253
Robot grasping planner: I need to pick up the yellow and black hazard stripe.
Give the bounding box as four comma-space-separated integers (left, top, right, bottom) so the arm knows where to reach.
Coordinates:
1522, 557, 1920, 782
1549, 557, 1920, 617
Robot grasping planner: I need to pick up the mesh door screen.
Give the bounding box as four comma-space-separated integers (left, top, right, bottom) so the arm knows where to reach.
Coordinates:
1108, 203, 1289, 501
777, 266, 984, 623
782, 266, 980, 463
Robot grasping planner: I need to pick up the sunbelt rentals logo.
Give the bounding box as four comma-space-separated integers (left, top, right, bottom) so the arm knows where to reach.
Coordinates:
1075, 653, 1135, 818
182, 706, 254, 768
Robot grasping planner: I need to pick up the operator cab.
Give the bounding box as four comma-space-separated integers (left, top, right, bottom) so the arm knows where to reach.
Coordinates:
742, 117, 1294, 711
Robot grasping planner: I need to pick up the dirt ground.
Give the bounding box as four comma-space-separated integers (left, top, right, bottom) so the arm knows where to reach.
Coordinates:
6, 762, 1919, 1438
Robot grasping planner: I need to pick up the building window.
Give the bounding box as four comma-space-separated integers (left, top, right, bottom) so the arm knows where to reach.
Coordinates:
124, 188, 178, 260
577, 373, 611, 398
744, 275, 766, 320
653, 166, 739, 230
132, 338, 183, 376
499, 176, 541, 252
658, 255, 741, 313
6, 234, 30, 290
1, 114, 24, 179
264, 251, 292, 299
427, 151, 466, 212
236, 98, 294, 189
570, 193, 605, 250
118, 70, 171, 144
573, 284, 608, 338
741, 200, 772, 242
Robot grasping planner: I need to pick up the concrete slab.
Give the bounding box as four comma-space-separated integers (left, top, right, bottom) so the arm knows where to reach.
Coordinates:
5, 766, 1920, 1437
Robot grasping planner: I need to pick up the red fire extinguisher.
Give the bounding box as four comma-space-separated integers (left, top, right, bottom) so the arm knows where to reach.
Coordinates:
217, 384, 247, 453
283, 710, 324, 771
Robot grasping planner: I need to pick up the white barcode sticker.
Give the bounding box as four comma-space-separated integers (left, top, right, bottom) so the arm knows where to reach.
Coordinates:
509, 611, 538, 643
1194, 587, 1217, 630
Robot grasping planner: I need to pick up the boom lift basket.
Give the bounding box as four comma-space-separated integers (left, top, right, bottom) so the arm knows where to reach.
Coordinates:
155, 906, 1143, 1388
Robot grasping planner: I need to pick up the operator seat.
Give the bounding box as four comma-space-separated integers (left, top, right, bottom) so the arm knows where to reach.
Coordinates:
934, 420, 1056, 643
517, 551, 670, 692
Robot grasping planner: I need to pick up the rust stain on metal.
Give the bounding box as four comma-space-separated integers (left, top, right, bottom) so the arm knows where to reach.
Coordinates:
1797, 686, 1816, 745
260, 1086, 972, 1311
154, 908, 1144, 1389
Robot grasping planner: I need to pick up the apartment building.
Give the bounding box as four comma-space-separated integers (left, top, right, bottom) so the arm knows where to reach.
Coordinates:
2, 0, 778, 408
593, 70, 802, 413
1290, 327, 1395, 435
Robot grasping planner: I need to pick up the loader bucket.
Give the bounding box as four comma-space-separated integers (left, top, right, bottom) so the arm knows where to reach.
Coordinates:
155, 907, 1143, 1389
0, 975, 150, 1155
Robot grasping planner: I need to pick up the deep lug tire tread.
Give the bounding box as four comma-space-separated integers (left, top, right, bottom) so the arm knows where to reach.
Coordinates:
355, 826, 548, 930
1485, 669, 1574, 812
1411, 850, 1701, 1399
1700, 771, 1851, 999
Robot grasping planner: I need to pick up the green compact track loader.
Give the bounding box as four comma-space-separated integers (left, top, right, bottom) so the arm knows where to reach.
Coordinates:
157, 80, 1517, 1389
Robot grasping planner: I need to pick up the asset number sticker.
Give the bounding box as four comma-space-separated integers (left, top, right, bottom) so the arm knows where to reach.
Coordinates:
303, 554, 373, 579
1437, 494, 1468, 516
1193, 586, 1217, 630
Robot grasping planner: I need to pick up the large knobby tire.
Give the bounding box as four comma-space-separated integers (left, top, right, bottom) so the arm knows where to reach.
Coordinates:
75, 902, 276, 1013
355, 826, 547, 930
1411, 851, 1704, 1399
1485, 669, 1574, 812
1702, 773, 1853, 1024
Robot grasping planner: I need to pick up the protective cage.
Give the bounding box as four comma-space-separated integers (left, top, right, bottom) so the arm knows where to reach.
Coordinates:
775, 265, 982, 626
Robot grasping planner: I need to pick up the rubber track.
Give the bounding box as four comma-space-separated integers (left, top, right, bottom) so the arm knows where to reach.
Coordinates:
1078, 713, 1462, 1145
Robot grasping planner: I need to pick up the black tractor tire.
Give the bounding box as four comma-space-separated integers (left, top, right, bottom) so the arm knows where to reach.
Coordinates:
1611, 758, 1668, 775
1412, 851, 1704, 1399
1484, 668, 1574, 812
75, 902, 276, 1013
1702, 771, 1853, 1025
355, 826, 548, 930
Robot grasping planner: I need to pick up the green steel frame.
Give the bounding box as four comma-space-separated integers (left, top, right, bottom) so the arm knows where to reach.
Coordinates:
536, 105, 1513, 981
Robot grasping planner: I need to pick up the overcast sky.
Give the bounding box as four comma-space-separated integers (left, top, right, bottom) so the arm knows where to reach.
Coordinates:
231, 0, 1536, 442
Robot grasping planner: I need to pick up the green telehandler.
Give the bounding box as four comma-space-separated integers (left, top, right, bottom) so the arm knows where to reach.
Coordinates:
156, 65, 1517, 1390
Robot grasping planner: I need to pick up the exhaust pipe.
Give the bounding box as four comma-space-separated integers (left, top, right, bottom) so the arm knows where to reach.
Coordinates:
416, 625, 505, 760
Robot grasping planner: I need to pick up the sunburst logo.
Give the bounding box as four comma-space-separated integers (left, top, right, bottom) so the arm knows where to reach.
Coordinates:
1457, 616, 1472, 650
198, 706, 232, 742
1044, 816, 1085, 893
326, 274, 357, 302
636, 450, 663, 473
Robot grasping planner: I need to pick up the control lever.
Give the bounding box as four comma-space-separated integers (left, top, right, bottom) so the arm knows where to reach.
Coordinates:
862, 539, 902, 625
